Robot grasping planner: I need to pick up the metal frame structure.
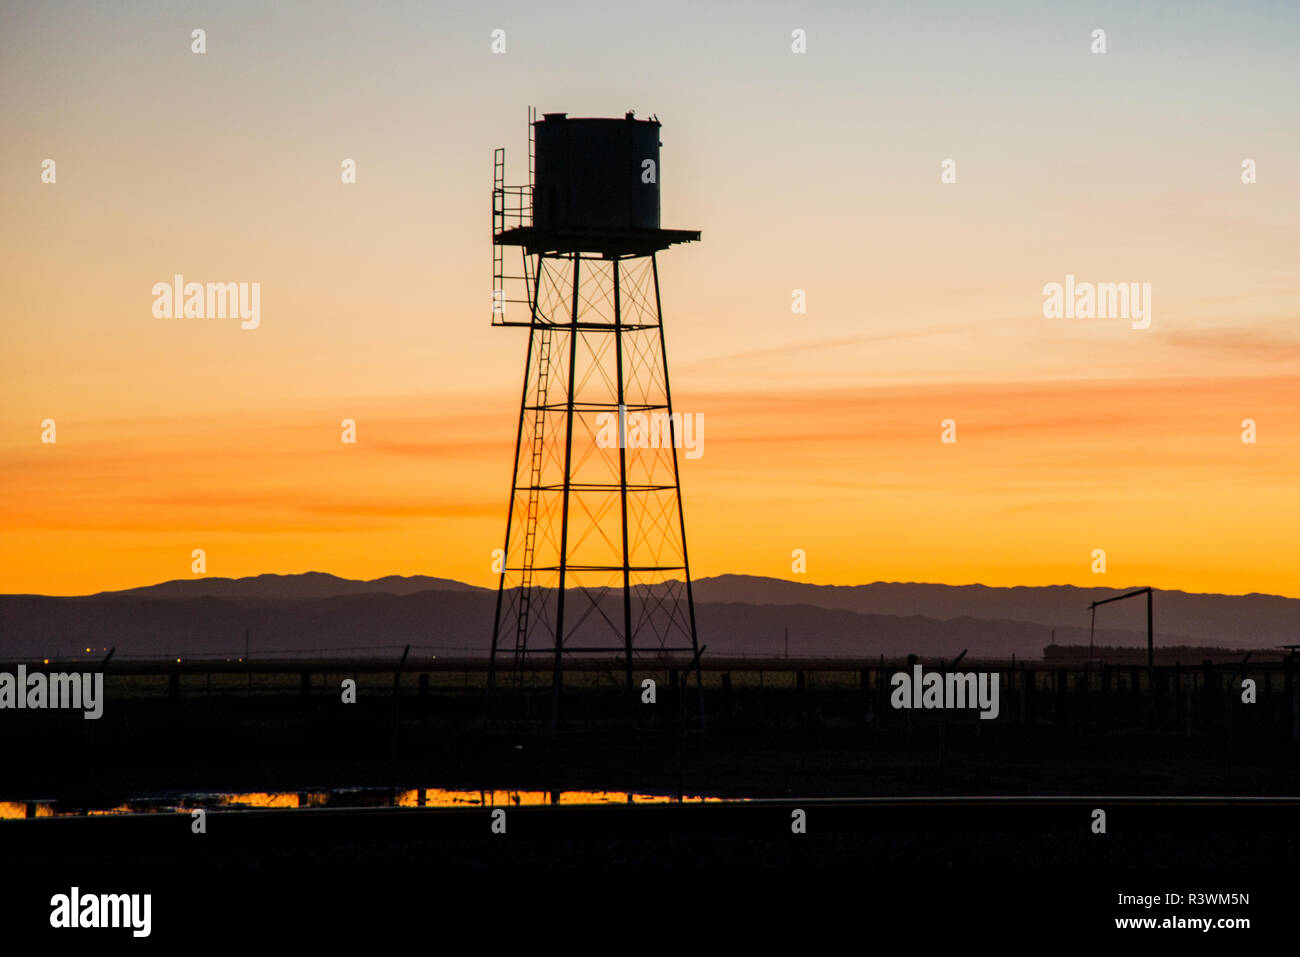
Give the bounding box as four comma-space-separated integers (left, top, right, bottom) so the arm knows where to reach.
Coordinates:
1089, 586, 1154, 678
486, 118, 702, 727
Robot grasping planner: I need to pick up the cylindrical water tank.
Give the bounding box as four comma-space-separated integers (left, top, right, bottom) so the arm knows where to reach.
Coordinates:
532, 113, 661, 232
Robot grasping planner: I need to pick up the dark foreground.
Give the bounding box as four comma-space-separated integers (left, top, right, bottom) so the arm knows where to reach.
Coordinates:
2, 662, 1296, 941
4, 659, 1298, 801
0, 798, 1292, 941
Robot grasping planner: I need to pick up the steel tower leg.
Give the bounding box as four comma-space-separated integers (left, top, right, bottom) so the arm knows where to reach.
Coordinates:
551, 252, 581, 730
613, 259, 635, 722
488, 318, 537, 717
653, 254, 705, 728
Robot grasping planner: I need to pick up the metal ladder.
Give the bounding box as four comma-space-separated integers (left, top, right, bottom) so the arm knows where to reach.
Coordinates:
491, 157, 536, 323
513, 326, 551, 682
528, 104, 536, 191
492, 149, 506, 321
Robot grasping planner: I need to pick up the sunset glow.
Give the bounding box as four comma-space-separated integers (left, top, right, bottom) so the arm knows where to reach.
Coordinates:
3, 1, 1297, 598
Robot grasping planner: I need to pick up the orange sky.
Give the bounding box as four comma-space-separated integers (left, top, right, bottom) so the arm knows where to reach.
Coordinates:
3, 375, 1297, 597
2, 2, 1298, 597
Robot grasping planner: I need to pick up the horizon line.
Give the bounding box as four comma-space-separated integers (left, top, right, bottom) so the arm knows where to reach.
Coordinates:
6, 570, 1296, 603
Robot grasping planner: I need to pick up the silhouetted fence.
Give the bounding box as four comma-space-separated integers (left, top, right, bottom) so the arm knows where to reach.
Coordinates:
9, 652, 1294, 740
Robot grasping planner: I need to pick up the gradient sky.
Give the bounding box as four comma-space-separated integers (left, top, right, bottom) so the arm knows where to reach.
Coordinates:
2, 0, 1298, 596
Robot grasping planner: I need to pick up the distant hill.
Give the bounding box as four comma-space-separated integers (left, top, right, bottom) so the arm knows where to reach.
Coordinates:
693, 576, 1300, 647
98, 572, 486, 601
0, 590, 1163, 661
0, 573, 1293, 661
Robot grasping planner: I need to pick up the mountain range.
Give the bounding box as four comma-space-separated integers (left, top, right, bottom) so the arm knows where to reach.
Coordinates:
0, 573, 1294, 661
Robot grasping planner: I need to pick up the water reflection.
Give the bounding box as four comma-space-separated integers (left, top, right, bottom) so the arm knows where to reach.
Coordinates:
395, 789, 724, 808
0, 801, 53, 820
0, 787, 733, 819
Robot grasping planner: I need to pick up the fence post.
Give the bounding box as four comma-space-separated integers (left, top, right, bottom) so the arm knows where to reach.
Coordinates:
1173, 662, 1184, 737
1286, 654, 1298, 740
1202, 660, 1215, 733
1155, 667, 1167, 731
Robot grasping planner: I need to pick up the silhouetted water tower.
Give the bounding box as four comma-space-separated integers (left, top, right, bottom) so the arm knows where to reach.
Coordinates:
487, 109, 702, 726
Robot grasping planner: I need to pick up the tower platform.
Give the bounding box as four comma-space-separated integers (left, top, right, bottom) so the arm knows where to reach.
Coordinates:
494, 226, 700, 257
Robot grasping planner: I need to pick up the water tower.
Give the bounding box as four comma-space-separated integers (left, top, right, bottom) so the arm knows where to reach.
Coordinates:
487, 109, 702, 725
